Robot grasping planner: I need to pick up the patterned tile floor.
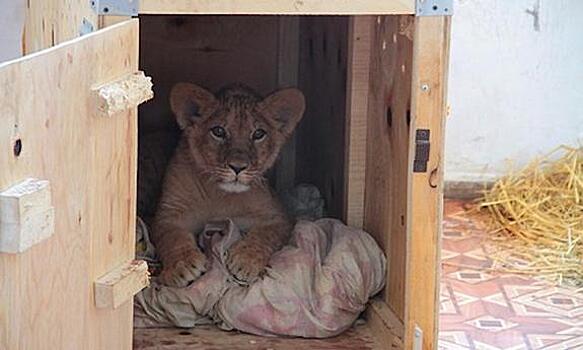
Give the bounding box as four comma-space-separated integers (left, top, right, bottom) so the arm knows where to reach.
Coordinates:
439, 200, 583, 350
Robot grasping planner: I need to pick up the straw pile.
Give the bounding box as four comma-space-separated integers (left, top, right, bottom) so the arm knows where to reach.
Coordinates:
479, 145, 583, 286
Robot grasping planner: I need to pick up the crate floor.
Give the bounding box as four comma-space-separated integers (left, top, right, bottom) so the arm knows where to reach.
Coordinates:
439, 200, 583, 350
133, 323, 382, 350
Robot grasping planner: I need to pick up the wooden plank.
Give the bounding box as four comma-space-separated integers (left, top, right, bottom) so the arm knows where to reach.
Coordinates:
0, 20, 139, 350
95, 260, 150, 309
295, 16, 349, 220
274, 16, 300, 192
140, 0, 415, 15
363, 15, 413, 320
405, 16, 451, 350
134, 324, 383, 350
0, 178, 54, 253
24, 0, 98, 54
344, 16, 372, 228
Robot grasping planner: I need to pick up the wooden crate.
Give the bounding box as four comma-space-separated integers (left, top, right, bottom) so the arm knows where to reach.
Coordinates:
1, 1, 450, 349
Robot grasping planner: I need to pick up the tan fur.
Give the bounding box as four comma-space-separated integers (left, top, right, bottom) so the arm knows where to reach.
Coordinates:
151, 83, 305, 287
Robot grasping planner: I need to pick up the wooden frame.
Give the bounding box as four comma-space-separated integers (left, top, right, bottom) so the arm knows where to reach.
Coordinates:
139, 0, 415, 15
13, 3, 451, 350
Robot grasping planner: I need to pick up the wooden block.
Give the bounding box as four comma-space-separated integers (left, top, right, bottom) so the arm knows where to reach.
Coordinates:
0, 178, 54, 253
94, 260, 150, 309
93, 71, 154, 117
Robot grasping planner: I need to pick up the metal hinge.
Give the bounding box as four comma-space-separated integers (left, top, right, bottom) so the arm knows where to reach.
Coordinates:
416, 0, 453, 16
91, 0, 139, 16
413, 129, 430, 173
79, 18, 95, 36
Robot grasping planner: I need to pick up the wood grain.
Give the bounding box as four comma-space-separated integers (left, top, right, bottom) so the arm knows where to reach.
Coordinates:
95, 260, 150, 309
138, 15, 280, 132
93, 71, 154, 118
366, 299, 404, 350
0, 20, 139, 350
405, 16, 451, 350
134, 324, 383, 350
363, 15, 413, 320
295, 16, 349, 220
0, 178, 54, 253
344, 16, 372, 228
274, 16, 300, 192
24, 0, 98, 54
139, 0, 415, 15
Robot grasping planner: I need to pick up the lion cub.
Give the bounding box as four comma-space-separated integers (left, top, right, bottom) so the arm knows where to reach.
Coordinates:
151, 83, 305, 287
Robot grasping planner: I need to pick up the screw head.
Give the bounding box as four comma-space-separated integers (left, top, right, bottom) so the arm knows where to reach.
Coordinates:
421, 84, 430, 92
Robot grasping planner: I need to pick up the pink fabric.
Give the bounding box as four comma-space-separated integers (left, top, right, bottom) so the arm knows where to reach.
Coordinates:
134, 219, 386, 338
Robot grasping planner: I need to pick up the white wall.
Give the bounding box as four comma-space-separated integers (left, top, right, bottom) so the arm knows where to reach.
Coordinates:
0, 0, 24, 62
445, 0, 583, 183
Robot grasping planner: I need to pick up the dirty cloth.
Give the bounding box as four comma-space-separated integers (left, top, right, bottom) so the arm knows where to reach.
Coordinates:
134, 218, 386, 338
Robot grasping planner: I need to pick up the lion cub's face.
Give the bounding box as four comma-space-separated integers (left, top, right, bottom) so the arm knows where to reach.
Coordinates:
170, 83, 305, 193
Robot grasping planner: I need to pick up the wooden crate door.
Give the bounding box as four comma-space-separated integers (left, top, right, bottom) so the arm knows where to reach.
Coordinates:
405, 16, 451, 350
0, 20, 140, 350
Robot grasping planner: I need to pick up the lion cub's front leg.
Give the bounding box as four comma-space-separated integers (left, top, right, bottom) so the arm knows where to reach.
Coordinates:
226, 218, 291, 284
153, 226, 208, 288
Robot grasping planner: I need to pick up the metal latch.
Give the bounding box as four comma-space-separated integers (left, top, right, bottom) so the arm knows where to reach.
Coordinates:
91, 0, 139, 16
413, 129, 430, 173
416, 0, 453, 16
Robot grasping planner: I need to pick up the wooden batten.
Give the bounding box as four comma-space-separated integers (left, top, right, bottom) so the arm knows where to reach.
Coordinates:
274, 16, 300, 192
95, 260, 150, 309
139, 0, 415, 15
343, 16, 372, 228
93, 71, 154, 117
295, 16, 349, 220
0, 178, 54, 253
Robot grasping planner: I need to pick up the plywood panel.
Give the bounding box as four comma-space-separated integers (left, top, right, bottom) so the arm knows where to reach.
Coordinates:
295, 16, 349, 220
0, 20, 139, 350
363, 15, 413, 320
405, 16, 451, 350
138, 15, 280, 132
24, 0, 98, 54
140, 0, 415, 15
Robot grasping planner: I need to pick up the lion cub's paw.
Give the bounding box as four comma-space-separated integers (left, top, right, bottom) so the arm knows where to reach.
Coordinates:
225, 240, 269, 284
158, 247, 208, 288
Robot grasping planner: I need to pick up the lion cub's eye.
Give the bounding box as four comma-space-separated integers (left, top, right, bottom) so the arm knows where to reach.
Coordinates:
210, 126, 227, 140
252, 129, 267, 141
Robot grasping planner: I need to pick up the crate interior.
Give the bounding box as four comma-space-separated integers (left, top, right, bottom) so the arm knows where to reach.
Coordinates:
137, 15, 349, 220
135, 14, 408, 349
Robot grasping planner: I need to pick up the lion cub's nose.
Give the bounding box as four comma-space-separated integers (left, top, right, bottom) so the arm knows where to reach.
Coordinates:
228, 163, 248, 175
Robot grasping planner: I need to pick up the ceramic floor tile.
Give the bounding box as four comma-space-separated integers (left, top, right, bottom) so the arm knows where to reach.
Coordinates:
439, 200, 583, 350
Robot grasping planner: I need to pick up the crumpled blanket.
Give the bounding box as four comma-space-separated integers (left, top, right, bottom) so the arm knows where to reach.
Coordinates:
134, 218, 386, 338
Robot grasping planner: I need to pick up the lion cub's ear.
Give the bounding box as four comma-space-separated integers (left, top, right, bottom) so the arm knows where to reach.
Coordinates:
260, 88, 306, 137
170, 83, 218, 129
